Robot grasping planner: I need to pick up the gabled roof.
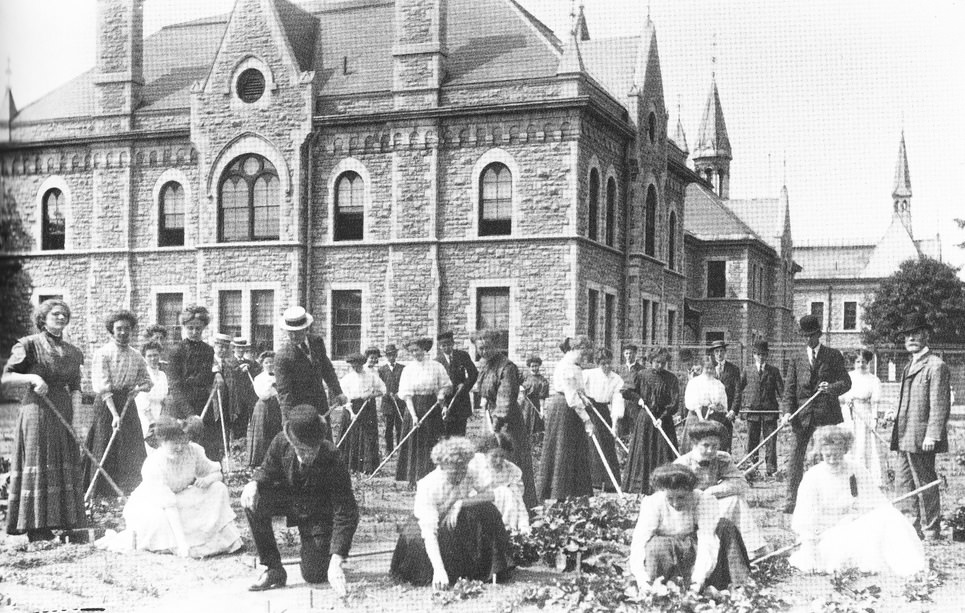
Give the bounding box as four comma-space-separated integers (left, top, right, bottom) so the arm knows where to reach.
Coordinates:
693, 78, 731, 160
726, 193, 789, 253
579, 35, 637, 102
684, 183, 761, 242
12, 0, 563, 123
861, 213, 922, 278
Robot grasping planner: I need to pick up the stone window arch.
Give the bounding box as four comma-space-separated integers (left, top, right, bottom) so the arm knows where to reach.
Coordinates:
668, 209, 677, 269
35, 176, 71, 251
604, 171, 617, 247
645, 184, 658, 257
327, 158, 371, 242
159, 182, 185, 247
471, 149, 520, 238
588, 167, 600, 241
218, 154, 280, 242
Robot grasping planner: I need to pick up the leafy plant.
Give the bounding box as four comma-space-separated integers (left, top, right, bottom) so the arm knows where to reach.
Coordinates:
903, 558, 947, 602
943, 504, 965, 532
431, 578, 484, 606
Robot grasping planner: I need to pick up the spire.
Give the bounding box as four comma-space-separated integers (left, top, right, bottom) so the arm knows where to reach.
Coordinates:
631, 11, 658, 90
574, 2, 590, 41
893, 131, 912, 199
557, 3, 585, 75
1, 59, 15, 141
672, 103, 688, 154
693, 78, 731, 160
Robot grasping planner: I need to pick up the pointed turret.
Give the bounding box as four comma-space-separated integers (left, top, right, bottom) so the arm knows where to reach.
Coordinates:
631, 15, 658, 92
892, 131, 913, 237
0, 86, 15, 142
672, 112, 688, 155
574, 3, 590, 41
556, 23, 586, 75
692, 77, 732, 198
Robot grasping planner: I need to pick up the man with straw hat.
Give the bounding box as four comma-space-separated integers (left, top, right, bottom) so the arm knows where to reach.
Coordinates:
274, 306, 346, 430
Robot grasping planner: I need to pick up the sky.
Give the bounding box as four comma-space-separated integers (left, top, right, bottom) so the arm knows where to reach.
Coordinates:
2, 0, 964, 265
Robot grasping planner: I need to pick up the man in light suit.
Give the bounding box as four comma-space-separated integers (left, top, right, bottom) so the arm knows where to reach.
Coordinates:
274, 306, 346, 433
781, 314, 851, 513
887, 313, 951, 541
436, 331, 478, 437
710, 340, 741, 452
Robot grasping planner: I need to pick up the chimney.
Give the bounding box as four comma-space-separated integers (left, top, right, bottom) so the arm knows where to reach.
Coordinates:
392, 0, 447, 109
94, 0, 144, 123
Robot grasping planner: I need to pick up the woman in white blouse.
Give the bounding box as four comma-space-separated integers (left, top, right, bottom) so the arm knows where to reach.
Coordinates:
680, 354, 729, 454
396, 337, 452, 486
582, 348, 625, 492
629, 463, 751, 593
839, 349, 883, 485
390, 437, 513, 588
135, 341, 169, 454
536, 335, 596, 501
338, 351, 386, 474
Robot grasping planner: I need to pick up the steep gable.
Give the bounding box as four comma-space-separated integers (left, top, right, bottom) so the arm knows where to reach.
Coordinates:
684, 183, 760, 241
861, 213, 922, 278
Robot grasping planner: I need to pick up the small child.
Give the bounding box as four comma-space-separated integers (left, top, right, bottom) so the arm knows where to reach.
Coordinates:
474, 433, 529, 533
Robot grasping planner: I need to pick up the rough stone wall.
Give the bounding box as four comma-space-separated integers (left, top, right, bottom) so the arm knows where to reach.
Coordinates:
577, 115, 626, 244
440, 83, 563, 107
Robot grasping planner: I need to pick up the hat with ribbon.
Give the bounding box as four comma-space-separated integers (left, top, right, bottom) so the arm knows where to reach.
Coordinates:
280, 306, 314, 331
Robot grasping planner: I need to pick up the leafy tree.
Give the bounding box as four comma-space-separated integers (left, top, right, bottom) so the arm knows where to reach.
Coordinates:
862, 257, 965, 346
0, 188, 33, 357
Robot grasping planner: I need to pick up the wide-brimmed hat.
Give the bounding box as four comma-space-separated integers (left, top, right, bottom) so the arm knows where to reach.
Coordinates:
437, 331, 454, 342
752, 340, 770, 354
898, 313, 933, 335
280, 306, 314, 331
212, 332, 232, 344
231, 337, 250, 347
798, 315, 822, 336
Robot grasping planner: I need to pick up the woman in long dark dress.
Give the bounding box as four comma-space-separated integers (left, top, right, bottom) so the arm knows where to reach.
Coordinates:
84, 310, 153, 496
396, 337, 451, 486
3, 299, 87, 540
391, 437, 513, 588
337, 351, 385, 474
246, 351, 280, 467
623, 348, 681, 494
537, 335, 596, 502
166, 306, 220, 461
473, 328, 537, 509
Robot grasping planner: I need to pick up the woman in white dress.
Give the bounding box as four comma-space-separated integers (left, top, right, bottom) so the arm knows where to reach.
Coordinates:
103, 416, 243, 557
680, 355, 729, 454
790, 425, 924, 576
134, 341, 168, 454
840, 349, 883, 485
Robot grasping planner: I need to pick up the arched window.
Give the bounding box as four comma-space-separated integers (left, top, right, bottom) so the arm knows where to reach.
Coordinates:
645, 185, 657, 257
668, 210, 677, 269
605, 177, 616, 247
648, 112, 657, 144
479, 163, 512, 236
42, 188, 65, 250
159, 181, 185, 247
588, 168, 600, 241
218, 154, 279, 242
334, 171, 364, 241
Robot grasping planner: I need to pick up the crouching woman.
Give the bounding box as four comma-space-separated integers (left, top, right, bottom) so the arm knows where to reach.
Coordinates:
629, 463, 751, 593
390, 437, 514, 589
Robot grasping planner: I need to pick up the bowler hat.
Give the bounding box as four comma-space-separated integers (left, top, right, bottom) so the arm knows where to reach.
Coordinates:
752, 340, 770, 354
286, 404, 325, 446
384, 343, 398, 354
437, 331, 454, 342
798, 315, 822, 336
898, 312, 933, 335
280, 306, 314, 331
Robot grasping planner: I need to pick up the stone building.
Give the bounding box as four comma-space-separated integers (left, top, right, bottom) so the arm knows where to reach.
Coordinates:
794, 132, 941, 348
679, 76, 799, 357
0, 0, 706, 370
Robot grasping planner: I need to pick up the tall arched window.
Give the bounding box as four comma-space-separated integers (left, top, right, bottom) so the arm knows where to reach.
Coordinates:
588, 168, 600, 241
479, 163, 512, 236
219, 154, 279, 242
334, 171, 364, 241
645, 185, 657, 257
159, 181, 185, 246
668, 210, 677, 269
605, 177, 616, 247
42, 188, 65, 250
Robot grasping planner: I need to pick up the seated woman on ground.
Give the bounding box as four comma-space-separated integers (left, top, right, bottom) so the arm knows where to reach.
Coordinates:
98, 416, 242, 557
391, 436, 514, 589
472, 433, 530, 533
673, 420, 768, 556
790, 424, 924, 576
629, 463, 751, 594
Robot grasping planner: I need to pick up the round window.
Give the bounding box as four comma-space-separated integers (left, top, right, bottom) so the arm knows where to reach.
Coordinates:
236, 68, 266, 103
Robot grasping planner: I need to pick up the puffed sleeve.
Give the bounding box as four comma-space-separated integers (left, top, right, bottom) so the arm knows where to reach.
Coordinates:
870, 375, 881, 404
684, 378, 702, 412
3, 341, 30, 375
414, 473, 442, 539
610, 374, 625, 420
398, 363, 416, 401
629, 493, 662, 584
253, 372, 276, 400
691, 491, 721, 588
91, 345, 113, 397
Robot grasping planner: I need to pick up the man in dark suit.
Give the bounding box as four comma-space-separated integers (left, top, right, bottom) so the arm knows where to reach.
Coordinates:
274, 306, 346, 431
378, 343, 406, 453
436, 331, 478, 437
736, 340, 784, 475
781, 314, 851, 513
709, 340, 741, 452
616, 344, 644, 436
887, 313, 951, 541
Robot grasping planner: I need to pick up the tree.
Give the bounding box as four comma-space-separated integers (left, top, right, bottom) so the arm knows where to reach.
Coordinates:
0, 187, 33, 357
861, 257, 965, 346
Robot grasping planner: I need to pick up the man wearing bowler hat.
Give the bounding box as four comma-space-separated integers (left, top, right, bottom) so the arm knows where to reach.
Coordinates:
436, 331, 478, 437
736, 340, 784, 475
709, 340, 741, 452
886, 313, 951, 540
780, 314, 851, 513
274, 306, 346, 430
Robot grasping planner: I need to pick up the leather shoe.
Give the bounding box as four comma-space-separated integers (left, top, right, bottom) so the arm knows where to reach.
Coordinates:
249, 568, 287, 591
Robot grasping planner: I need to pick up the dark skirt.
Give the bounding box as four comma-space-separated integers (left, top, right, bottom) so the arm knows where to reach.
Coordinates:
246, 395, 282, 468
82, 389, 146, 496
338, 397, 380, 474
679, 412, 732, 454
199, 387, 229, 462
390, 502, 514, 586
588, 401, 621, 492
521, 395, 544, 436
499, 405, 538, 509
6, 388, 88, 534
537, 393, 593, 501
623, 411, 679, 494
396, 395, 443, 486
642, 518, 751, 590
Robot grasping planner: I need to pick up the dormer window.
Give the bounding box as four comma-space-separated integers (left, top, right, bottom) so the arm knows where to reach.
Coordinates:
237, 68, 266, 103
